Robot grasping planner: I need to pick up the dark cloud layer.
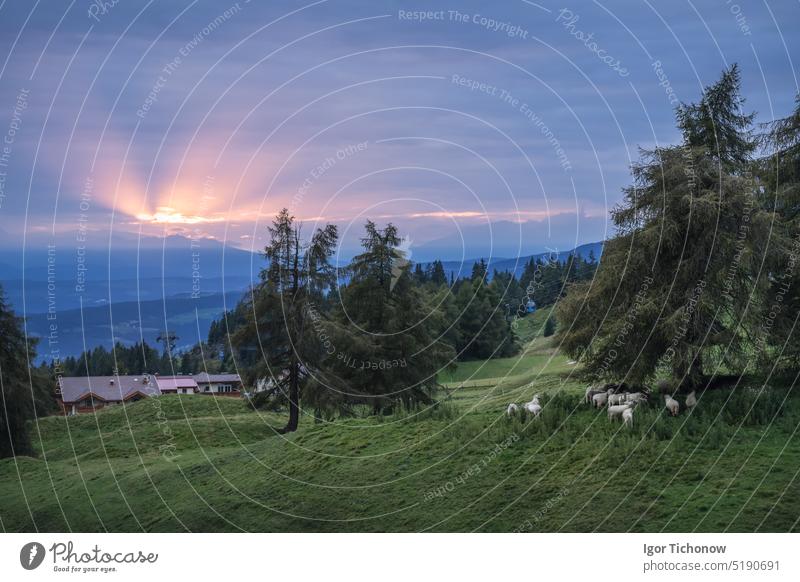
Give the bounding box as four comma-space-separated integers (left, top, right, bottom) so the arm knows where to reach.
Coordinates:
0, 0, 796, 259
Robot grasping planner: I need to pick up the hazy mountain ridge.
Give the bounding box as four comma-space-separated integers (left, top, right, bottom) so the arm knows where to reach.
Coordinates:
0, 234, 261, 313
26, 291, 245, 360
419, 241, 604, 280
6, 234, 603, 359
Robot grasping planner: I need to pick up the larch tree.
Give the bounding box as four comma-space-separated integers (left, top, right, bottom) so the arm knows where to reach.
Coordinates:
556, 65, 771, 388
234, 209, 340, 433
758, 95, 800, 370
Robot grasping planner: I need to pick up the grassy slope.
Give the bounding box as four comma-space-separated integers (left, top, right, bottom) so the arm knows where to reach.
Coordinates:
440, 309, 572, 385
2, 310, 799, 532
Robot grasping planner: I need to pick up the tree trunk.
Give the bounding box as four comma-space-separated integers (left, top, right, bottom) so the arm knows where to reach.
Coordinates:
281, 229, 303, 434
688, 353, 704, 390
281, 358, 300, 433
677, 352, 704, 391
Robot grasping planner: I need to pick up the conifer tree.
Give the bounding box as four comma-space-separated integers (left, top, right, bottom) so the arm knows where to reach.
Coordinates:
543, 316, 556, 337
336, 222, 455, 412
429, 260, 448, 287
557, 66, 768, 388
234, 209, 339, 432
759, 96, 800, 370
0, 287, 52, 458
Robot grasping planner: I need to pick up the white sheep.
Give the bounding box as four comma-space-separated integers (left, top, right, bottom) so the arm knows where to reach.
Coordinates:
685, 390, 697, 409
523, 398, 542, 417
622, 406, 634, 428
608, 402, 633, 421
506, 403, 519, 417
524, 403, 542, 417
609, 393, 629, 406
664, 394, 679, 416
585, 385, 606, 404
625, 392, 648, 404
592, 392, 609, 408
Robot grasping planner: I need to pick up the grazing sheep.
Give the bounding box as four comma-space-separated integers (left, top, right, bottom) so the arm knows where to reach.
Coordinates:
622, 407, 634, 428
523, 400, 542, 417
685, 390, 697, 409
609, 393, 629, 406
608, 402, 633, 421
625, 392, 648, 404
506, 403, 519, 417
603, 382, 627, 394
586, 390, 604, 404
585, 385, 606, 404
592, 392, 609, 408
664, 394, 679, 416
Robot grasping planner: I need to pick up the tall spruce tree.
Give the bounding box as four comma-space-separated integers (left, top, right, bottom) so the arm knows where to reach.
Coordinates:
471, 259, 488, 282
413, 263, 427, 285
453, 276, 518, 360
428, 260, 448, 287
557, 66, 769, 388
335, 222, 455, 413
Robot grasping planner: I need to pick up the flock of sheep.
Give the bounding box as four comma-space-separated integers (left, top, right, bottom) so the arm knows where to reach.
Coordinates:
506, 382, 698, 428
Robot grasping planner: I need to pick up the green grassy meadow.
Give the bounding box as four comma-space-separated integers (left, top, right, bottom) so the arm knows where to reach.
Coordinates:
2, 309, 799, 532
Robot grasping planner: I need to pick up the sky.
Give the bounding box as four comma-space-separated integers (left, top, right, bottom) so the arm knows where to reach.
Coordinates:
0, 0, 797, 260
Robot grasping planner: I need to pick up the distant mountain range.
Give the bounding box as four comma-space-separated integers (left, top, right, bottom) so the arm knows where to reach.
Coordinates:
0, 234, 261, 313
0, 233, 261, 282
408, 214, 608, 262
26, 291, 245, 361
2, 232, 603, 359
2, 233, 603, 312
420, 241, 603, 281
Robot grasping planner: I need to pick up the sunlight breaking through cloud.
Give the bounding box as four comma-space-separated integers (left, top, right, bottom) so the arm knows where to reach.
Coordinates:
135, 207, 227, 225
